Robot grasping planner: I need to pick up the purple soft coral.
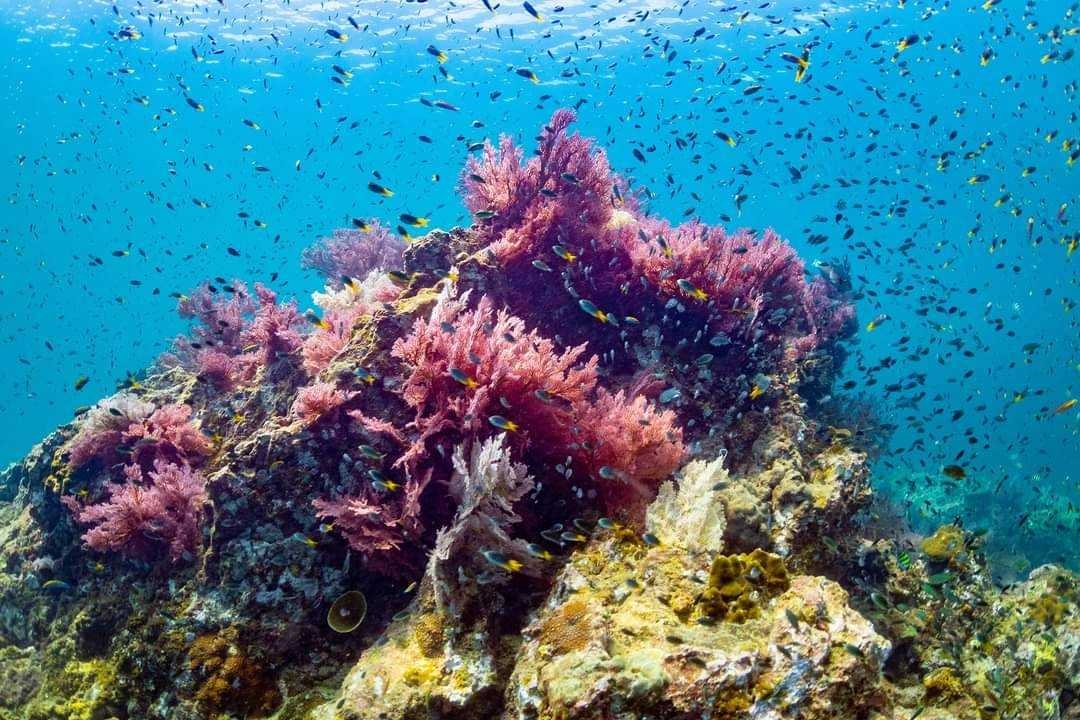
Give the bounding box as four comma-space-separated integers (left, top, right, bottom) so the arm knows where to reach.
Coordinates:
301, 223, 405, 287
168, 281, 305, 388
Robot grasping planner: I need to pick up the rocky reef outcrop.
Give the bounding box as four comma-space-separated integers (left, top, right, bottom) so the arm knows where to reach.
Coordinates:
0, 111, 1075, 720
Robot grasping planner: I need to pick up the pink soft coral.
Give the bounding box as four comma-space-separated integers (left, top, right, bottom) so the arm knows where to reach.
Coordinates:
299, 273, 402, 376
167, 281, 305, 387
176, 281, 257, 352
289, 381, 351, 426
462, 109, 615, 265
67, 398, 209, 472
241, 284, 305, 364
124, 403, 212, 471
301, 223, 405, 286
299, 312, 354, 376
62, 460, 207, 563
67, 394, 155, 469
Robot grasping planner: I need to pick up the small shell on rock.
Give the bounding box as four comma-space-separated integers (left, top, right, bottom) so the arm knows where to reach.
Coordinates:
328, 590, 367, 633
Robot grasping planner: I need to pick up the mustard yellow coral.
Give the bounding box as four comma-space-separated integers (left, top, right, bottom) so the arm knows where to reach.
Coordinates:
537, 596, 595, 655
699, 549, 790, 622
1028, 593, 1067, 627
188, 631, 281, 718
921, 524, 965, 562
412, 612, 447, 658
922, 666, 966, 700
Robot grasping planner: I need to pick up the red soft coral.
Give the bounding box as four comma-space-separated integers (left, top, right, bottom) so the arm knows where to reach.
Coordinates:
574, 389, 685, 517
62, 459, 207, 563
389, 287, 683, 522
313, 468, 431, 577
459, 111, 854, 376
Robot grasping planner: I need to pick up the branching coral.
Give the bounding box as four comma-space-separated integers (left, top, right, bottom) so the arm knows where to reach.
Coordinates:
167, 281, 305, 389
301, 222, 406, 287
428, 435, 539, 610
67, 398, 209, 472
62, 459, 207, 562
462, 108, 616, 265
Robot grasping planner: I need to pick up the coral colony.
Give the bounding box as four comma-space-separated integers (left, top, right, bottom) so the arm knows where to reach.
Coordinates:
63, 108, 849, 573
2, 112, 1075, 720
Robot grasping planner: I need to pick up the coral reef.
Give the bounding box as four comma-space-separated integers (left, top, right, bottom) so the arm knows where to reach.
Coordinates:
0, 110, 1074, 720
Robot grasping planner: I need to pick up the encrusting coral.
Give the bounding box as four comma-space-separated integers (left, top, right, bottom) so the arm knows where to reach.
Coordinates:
0, 110, 1075, 720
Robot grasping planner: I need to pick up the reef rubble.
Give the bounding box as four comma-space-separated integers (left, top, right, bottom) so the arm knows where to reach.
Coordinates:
0, 111, 1075, 720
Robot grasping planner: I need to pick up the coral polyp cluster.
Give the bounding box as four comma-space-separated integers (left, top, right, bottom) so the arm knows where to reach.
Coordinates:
0, 111, 1075, 720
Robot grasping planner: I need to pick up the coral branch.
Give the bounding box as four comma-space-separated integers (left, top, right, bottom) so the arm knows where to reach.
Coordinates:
62, 459, 207, 563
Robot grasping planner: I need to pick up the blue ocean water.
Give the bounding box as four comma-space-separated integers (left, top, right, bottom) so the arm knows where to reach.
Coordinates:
0, 0, 1076, 571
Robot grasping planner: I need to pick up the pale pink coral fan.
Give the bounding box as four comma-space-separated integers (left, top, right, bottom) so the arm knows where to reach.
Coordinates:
299, 271, 402, 376
62, 459, 207, 563
301, 223, 405, 286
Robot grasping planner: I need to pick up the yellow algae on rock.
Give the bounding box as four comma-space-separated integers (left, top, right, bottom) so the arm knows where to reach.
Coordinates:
922, 666, 966, 700
921, 524, 965, 562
